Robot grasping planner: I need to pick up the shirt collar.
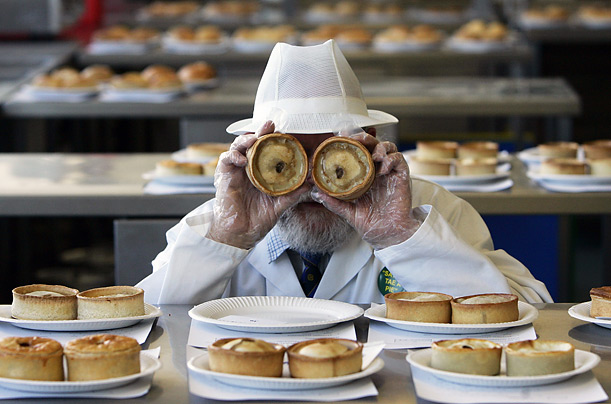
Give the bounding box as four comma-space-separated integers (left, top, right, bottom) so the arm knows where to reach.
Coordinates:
266, 227, 291, 263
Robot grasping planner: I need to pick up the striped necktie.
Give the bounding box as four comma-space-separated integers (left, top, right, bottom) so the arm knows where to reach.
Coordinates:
299, 252, 323, 298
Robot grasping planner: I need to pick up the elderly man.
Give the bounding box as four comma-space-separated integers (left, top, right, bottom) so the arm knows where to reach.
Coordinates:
137, 40, 552, 304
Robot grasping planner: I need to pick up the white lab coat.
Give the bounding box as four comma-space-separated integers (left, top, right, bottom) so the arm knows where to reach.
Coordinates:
137, 176, 553, 304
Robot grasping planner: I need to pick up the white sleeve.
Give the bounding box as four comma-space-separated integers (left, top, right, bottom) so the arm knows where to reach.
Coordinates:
375, 179, 553, 303
136, 200, 250, 304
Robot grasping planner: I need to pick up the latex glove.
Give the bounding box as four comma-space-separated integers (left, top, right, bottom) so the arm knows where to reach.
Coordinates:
206, 121, 311, 249
311, 129, 422, 250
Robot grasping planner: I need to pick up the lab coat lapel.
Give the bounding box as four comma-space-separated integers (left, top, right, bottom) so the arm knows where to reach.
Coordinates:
314, 234, 373, 300
247, 236, 304, 297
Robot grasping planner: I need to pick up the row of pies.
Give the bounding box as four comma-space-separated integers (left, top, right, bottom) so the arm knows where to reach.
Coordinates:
11, 284, 145, 321
431, 338, 574, 377
409, 140, 501, 176
385, 292, 519, 324
537, 140, 611, 176
0, 334, 140, 381
208, 337, 362, 378
92, 20, 509, 49
31, 62, 217, 90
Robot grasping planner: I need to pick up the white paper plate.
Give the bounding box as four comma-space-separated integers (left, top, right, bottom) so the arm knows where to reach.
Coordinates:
162, 35, 231, 54
23, 84, 99, 100
416, 168, 510, 185
407, 348, 600, 387
403, 149, 511, 163
0, 304, 162, 332
188, 352, 383, 390
188, 296, 364, 333
372, 39, 442, 53
527, 169, 611, 185
568, 301, 611, 329
446, 36, 512, 52
0, 352, 160, 393
142, 170, 215, 185
87, 40, 159, 55
171, 149, 217, 164
365, 301, 538, 334
102, 86, 183, 102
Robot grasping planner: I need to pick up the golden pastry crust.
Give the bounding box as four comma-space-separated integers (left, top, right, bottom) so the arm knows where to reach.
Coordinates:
0, 336, 64, 381
541, 158, 587, 175
451, 293, 519, 324
590, 286, 611, 317
76, 286, 145, 320
12, 284, 78, 320
431, 338, 501, 375
384, 291, 452, 323
312, 137, 374, 200
537, 141, 579, 158
505, 339, 574, 376
155, 160, 203, 176
64, 334, 141, 381
455, 157, 497, 176
247, 133, 307, 196
416, 141, 458, 159
178, 62, 217, 83
457, 141, 499, 159
408, 156, 452, 176
80, 65, 114, 83
589, 158, 611, 176
583, 140, 611, 160
208, 338, 286, 377
186, 142, 230, 158
287, 338, 362, 378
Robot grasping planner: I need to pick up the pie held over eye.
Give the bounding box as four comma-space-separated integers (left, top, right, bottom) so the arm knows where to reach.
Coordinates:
208, 338, 286, 377
590, 286, 611, 318
64, 334, 141, 381
76, 286, 145, 320
384, 291, 452, 323
505, 339, 574, 376
247, 133, 308, 196
11, 284, 79, 320
0, 337, 64, 381
311, 137, 375, 200
287, 338, 363, 378
451, 293, 519, 324
431, 338, 502, 375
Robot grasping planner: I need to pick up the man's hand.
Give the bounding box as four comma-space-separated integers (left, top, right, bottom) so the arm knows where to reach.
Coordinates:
311, 130, 421, 250
206, 121, 310, 249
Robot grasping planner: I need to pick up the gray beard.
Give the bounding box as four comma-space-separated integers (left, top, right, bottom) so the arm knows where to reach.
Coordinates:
276, 203, 355, 255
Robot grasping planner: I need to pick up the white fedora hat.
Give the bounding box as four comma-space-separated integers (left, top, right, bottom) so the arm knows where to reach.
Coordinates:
226, 39, 398, 135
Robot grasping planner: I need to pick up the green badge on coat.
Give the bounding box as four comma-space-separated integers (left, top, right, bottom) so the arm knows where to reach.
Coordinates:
378, 267, 405, 296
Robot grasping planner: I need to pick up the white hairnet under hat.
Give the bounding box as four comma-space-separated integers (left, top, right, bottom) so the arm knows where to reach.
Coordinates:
226, 39, 398, 135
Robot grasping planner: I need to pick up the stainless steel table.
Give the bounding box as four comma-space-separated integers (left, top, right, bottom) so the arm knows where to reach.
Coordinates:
0, 153, 607, 217
3, 303, 608, 403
